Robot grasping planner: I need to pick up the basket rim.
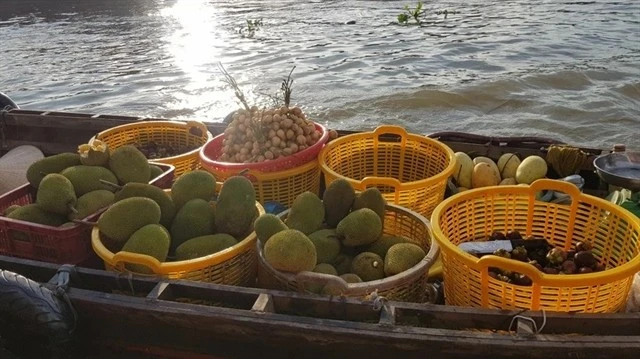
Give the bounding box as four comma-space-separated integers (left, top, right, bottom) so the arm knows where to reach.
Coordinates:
317, 125, 456, 188
199, 122, 328, 173
430, 179, 640, 286
93, 120, 214, 162
91, 201, 264, 275
258, 202, 440, 294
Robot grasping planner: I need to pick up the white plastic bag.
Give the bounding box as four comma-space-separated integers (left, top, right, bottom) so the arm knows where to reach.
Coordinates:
626, 272, 640, 312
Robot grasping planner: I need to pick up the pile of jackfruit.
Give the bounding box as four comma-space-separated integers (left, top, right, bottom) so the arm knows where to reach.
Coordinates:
2, 140, 165, 228
256, 179, 427, 295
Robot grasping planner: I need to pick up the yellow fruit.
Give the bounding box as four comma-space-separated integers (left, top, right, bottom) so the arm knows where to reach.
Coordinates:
515, 155, 548, 184
497, 153, 521, 179
471, 162, 501, 188
453, 152, 473, 188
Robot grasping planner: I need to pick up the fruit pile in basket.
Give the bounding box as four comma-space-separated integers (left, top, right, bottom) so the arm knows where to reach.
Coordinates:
452, 152, 548, 189
256, 179, 428, 295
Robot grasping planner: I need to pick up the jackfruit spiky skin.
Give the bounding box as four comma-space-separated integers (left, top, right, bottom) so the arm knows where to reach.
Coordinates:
170, 198, 216, 252
170, 170, 217, 210
120, 224, 170, 274
384, 243, 426, 277
61, 165, 118, 197
352, 187, 386, 227
108, 145, 150, 184
97, 197, 161, 245
2, 204, 21, 216
114, 183, 176, 227
174, 233, 238, 261
366, 234, 410, 259
308, 229, 341, 264
332, 253, 353, 275
69, 190, 115, 221
35, 173, 77, 215
351, 252, 385, 282
254, 213, 288, 244
336, 208, 382, 247
215, 176, 257, 238
26, 152, 81, 189
285, 192, 325, 235
263, 229, 317, 273
6, 204, 67, 227
148, 165, 164, 181
323, 179, 356, 228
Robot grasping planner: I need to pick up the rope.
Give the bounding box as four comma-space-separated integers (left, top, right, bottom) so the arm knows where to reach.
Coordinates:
546, 145, 588, 178
508, 309, 547, 335
366, 290, 388, 311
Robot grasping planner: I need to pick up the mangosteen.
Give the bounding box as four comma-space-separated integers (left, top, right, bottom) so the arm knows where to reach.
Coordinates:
493, 248, 511, 259
574, 251, 597, 268
566, 249, 576, 259
561, 260, 577, 274
529, 260, 543, 271
506, 230, 522, 240
578, 267, 593, 274
575, 241, 593, 252
488, 271, 499, 279
496, 274, 512, 283
511, 246, 528, 262
546, 248, 567, 266
592, 263, 606, 272
543, 267, 559, 275
489, 231, 506, 241
512, 274, 533, 286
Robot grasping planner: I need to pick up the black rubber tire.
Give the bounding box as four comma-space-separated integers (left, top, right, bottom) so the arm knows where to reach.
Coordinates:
0, 92, 19, 110
0, 270, 73, 357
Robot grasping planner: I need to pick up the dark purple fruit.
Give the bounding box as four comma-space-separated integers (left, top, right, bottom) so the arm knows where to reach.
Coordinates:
578, 267, 593, 274
592, 263, 606, 272
529, 260, 543, 271
575, 241, 593, 252
506, 230, 522, 240
496, 274, 512, 283
566, 249, 576, 259
511, 246, 528, 261
489, 231, 506, 241
512, 274, 533, 286
488, 271, 499, 279
543, 267, 559, 275
561, 260, 577, 274
546, 248, 567, 266
574, 251, 597, 268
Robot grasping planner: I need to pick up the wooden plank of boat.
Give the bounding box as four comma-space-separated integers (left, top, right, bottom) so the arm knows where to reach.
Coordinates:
0, 254, 638, 359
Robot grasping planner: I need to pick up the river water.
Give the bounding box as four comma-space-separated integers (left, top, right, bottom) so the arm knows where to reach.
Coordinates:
1, 0, 639, 150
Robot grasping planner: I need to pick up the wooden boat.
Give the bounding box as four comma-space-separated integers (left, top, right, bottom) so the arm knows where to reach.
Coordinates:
0, 108, 638, 359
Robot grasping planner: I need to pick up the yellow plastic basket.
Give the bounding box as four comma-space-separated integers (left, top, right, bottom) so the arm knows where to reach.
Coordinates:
91, 200, 265, 286
201, 159, 321, 209
318, 125, 456, 219
94, 120, 213, 177
430, 179, 640, 313
257, 203, 440, 302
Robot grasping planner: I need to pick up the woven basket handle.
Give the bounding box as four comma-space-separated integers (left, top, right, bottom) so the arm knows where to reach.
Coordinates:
112, 251, 164, 273
360, 176, 403, 191
528, 178, 582, 199
294, 271, 349, 292
186, 120, 208, 139
373, 125, 408, 147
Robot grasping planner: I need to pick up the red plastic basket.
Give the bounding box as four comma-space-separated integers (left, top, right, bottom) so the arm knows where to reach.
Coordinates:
0, 162, 174, 264
199, 123, 328, 175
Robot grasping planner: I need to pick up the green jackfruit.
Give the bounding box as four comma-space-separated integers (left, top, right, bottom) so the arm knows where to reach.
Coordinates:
108, 145, 150, 184
170, 198, 216, 252
35, 173, 77, 215
336, 208, 382, 247
2, 204, 21, 216
366, 234, 410, 259
254, 213, 288, 244
6, 204, 67, 227
308, 229, 341, 264
351, 252, 385, 282
384, 243, 426, 277
352, 188, 386, 226
26, 152, 81, 188
285, 192, 325, 235
149, 164, 164, 181
120, 224, 171, 274
170, 170, 217, 210
215, 176, 257, 238
323, 179, 356, 228
78, 139, 110, 166
332, 253, 353, 275
97, 197, 161, 245
113, 183, 176, 227
69, 190, 115, 221
175, 234, 238, 261
61, 165, 118, 197
263, 229, 317, 273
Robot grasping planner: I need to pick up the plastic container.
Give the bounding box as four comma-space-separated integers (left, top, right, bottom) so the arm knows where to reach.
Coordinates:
94, 120, 213, 177
91, 197, 264, 286
257, 203, 439, 302
318, 125, 455, 218
430, 178, 640, 313
0, 163, 174, 264
199, 122, 328, 175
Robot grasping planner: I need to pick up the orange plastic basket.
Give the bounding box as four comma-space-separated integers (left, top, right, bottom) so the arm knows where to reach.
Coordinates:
200, 158, 322, 209
91, 199, 264, 286
430, 179, 640, 313
94, 120, 213, 177
319, 125, 455, 218
257, 203, 440, 302
0, 163, 174, 264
